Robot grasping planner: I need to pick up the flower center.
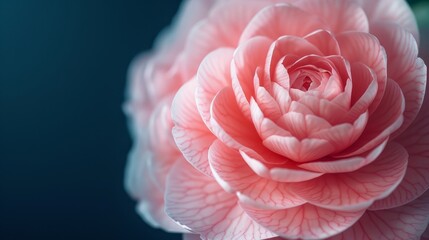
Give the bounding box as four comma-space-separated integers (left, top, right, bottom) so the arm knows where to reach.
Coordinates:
301, 76, 312, 91
290, 70, 322, 92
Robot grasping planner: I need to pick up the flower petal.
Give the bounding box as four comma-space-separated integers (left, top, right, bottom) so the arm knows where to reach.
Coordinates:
239, 149, 323, 183
295, 95, 348, 125
309, 111, 368, 153
358, 0, 419, 42
299, 139, 387, 173
291, 142, 408, 211
255, 87, 282, 120
182, 1, 270, 79
125, 147, 186, 232
264, 135, 335, 163
276, 112, 332, 140
250, 98, 290, 140
172, 80, 216, 177
265, 35, 323, 83
231, 36, 272, 119
241, 203, 365, 239
240, 4, 325, 43
370, 93, 429, 210
210, 87, 260, 149
165, 160, 277, 240
345, 63, 378, 122
196, 48, 234, 128
369, 152, 429, 210
336, 32, 387, 114
211, 87, 287, 166
209, 140, 306, 209
337, 79, 404, 157
304, 30, 341, 56
330, 190, 429, 240
295, 0, 369, 33
372, 23, 426, 138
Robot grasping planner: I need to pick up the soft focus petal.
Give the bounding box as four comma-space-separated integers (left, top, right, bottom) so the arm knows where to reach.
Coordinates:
358, 0, 419, 42
240, 4, 325, 43
295, 0, 369, 34
182, 1, 271, 79
125, 146, 186, 232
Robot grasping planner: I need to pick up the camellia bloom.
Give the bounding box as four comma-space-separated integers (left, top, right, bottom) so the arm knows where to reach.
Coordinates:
125, 0, 429, 239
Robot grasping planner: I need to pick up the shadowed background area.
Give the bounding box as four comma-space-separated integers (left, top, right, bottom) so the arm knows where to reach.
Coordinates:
0, 0, 427, 239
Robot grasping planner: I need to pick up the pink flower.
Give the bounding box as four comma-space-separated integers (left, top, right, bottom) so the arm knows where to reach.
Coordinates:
125, 0, 429, 239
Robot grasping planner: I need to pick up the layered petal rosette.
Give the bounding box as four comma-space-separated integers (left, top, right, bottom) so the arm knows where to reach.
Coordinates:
125, 0, 429, 239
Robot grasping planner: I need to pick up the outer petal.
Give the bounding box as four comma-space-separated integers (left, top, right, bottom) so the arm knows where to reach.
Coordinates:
124, 54, 152, 138
147, 99, 179, 165
291, 143, 408, 211
295, 0, 369, 34
241, 202, 365, 240
182, 1, 271, 79
370, 89, 429, 210
209, 140, 307, 209
125, 146, 186, 233
358, 0, 419, 42
239, 4, 325, 43
165, 160, 277, 240
371, 23, 426, 138
172, 80, 216, 177
329, 190, 429, 240
369, 152, 429, 210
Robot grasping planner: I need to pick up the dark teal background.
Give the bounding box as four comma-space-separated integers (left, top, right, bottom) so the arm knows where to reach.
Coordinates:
0, 0, 426, 239
0, 0, 183, 239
